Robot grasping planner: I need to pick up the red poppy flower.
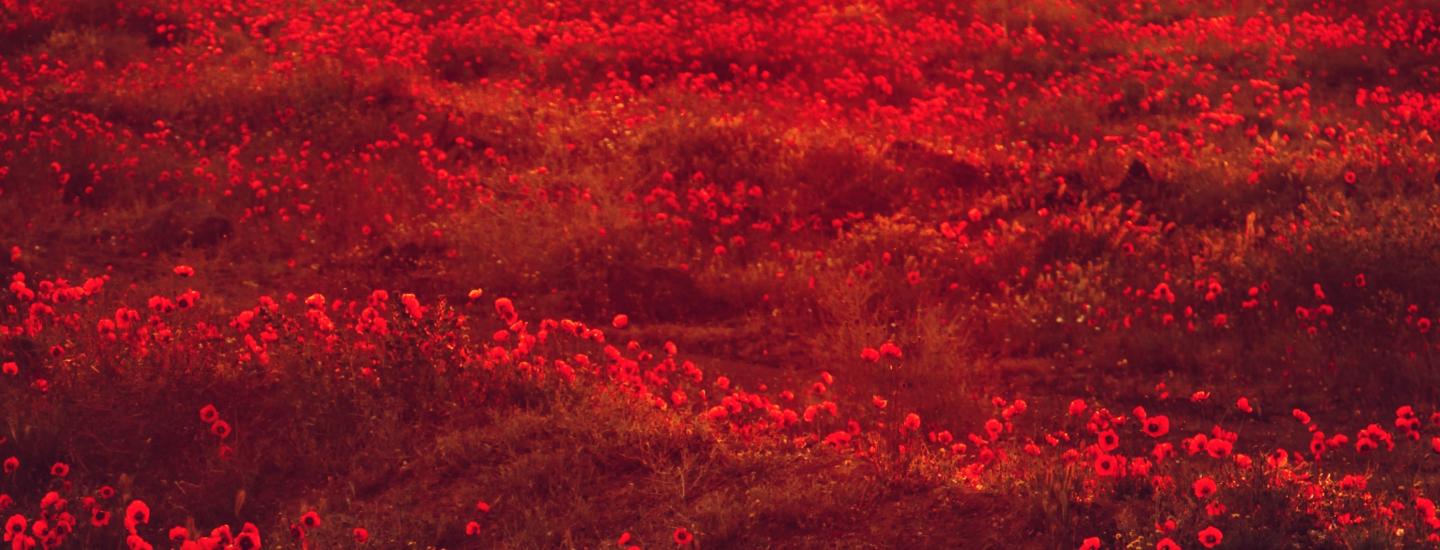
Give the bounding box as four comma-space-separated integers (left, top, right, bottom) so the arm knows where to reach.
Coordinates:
1198, 526, 1222, 548
878, 342, 902, 358
494, 298, 517, 322
1292, 409, 1310, 424
124, 500, 150, 533
1205, 439, 1232, 459
673, 527, 694, 546
48, 463, 67, 478
1156, 538, 1180, 550
465, 521, 482, 536
902, 413, 921, 433
211, 420, 232, 439
1143, 416, 1170, 438
2, 457, 17, 475
1097, 429, 1120, 451
301, 511, 321, 528
354, 527, 370, 543
1, 363, 15, 376
612, 314, 629, 329
985, 419, 1004, 440
1356, 437, 1377, 452
235, 531, 260, 550
1193, 476, 1217, 499
1095, 454, 1120, 477
5, 514, 26, 539
199, 404, 220, 424
1079, 536, 1101, 550
90, 509, 110, 528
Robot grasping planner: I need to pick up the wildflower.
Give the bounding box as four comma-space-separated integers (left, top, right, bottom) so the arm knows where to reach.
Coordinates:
985, 419, 1004, 440
1080, 536, 1101, 550
199, 404, 220, 424
1292, 409, 1310, 424
301, 511, 321, 528
1197, 526, 1222, 548
5, 514, 25, 540
1205, 438, 1232, 459
2, 457, 16, 474
1156, 537, 1181, 550
612, 314, 629, 329
235, 531, 260, 549
1356, 437, 1377, 452
1267, 448, 1289, 468
878, 342, 902, 358
1233, 453, 1252, 469
1236, 397, 1253, 413
1418, 497, 1437, 519
1193, 477, 1217, 499
673, 527, 694, 546
1098, 429, 1120, 451
1095, 454, 1120, 477
902, 413, 921, 434
1205, 501, 1227, 518
401, 293, 423, 319
48, 463, 67, 477
127, 534, 154, 550
90, 509, 110, 528
2, 363, 16, 376
1339, 474, 1367, 490
211, 420, 232, 439
1143, 416, 1170, 438
860, 348, 880, 362
124, 500, 150, 533
494, 298, 517, 322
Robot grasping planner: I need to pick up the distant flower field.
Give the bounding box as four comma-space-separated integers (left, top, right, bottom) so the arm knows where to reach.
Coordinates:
2, 0, 1440, 548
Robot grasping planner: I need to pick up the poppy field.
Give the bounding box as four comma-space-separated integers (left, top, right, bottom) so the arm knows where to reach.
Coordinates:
4, 0, 1440, 548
